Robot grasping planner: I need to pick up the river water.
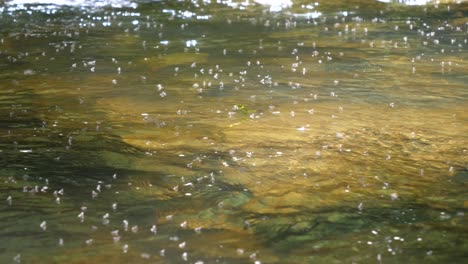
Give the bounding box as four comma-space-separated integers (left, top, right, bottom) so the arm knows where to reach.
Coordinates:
0, 0, 467, 263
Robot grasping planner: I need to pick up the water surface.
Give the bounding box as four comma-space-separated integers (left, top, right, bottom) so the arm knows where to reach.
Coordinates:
0, 0, 467, 263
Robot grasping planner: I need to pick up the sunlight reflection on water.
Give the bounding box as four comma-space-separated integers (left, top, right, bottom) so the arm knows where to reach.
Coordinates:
377, 0, 457, 5
6, 0, 138, 8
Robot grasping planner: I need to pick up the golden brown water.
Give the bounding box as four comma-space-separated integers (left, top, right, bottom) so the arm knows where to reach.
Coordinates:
0, 0, 467, 263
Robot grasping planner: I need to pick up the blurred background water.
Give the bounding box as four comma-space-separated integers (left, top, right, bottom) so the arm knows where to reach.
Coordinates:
0, 0, 467, 263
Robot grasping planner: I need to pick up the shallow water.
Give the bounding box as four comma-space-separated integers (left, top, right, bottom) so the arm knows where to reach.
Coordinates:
0, 0, 467, 263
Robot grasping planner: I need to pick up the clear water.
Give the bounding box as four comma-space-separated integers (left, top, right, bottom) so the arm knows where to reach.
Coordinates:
0, 0, 467, 263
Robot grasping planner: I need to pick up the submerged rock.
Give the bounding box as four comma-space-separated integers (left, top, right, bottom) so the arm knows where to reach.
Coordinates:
452, 167, 468, 185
